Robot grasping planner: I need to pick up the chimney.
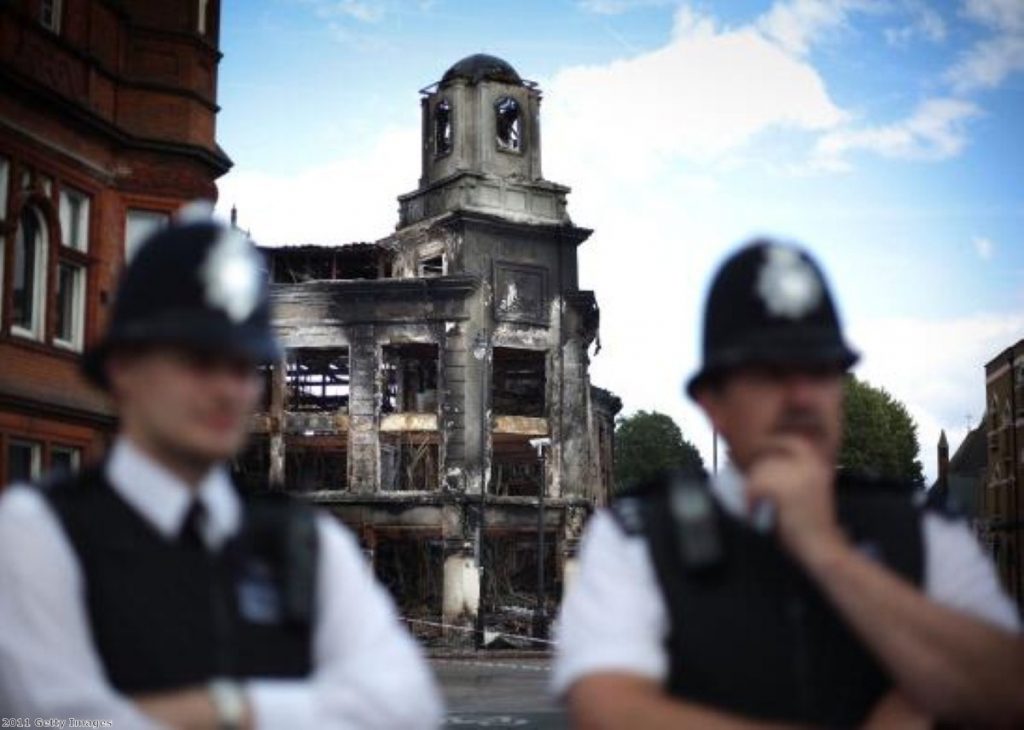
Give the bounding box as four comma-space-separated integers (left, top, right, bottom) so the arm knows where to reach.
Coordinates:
938, 430, 950, 490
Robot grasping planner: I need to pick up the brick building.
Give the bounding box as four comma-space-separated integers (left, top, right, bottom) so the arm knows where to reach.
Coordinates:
932, 424, 987, 521
978, 337, 1024, 611
0, 0, 230, 483
237, 54, 620, 640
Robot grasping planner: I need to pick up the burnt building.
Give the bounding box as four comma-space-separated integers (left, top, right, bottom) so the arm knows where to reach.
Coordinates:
0, 1, 230, 483
240, 54, 620, 639
977, 338, 1024, 612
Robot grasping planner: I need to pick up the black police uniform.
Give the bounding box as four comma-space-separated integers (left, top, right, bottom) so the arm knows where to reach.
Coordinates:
611, 470, 923, 727
623, 240, 925, 726
42, 468, 317, 694
50, 218, 318, 693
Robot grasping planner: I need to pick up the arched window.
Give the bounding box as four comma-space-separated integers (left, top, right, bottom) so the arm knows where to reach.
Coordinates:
434, 99, 452, 157
40, 0, 62, 33
13, 206, 48, 339
495, 96, 521, 152
198, 0, 210, 34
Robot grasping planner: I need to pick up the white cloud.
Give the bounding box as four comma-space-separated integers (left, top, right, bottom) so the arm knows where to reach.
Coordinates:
756, 0, 950, 56
310, 0, 388, 22
576, 0, 674, 15
947, 34, 1024, 91
962, 0, 1024, 33
812, 98, 981, 171
517, 9, 836, 458
755, 0, 872, 56
884, 1, 947, 46
850, 312, 1024, 482
217, 126, 419, 245
543, 5, 847, 182
973, 235, 995, 260
946, 0, 1024, 91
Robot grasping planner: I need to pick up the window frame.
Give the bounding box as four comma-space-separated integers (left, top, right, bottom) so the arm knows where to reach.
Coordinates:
0, 156, 8, 325
124, 208, 170, 263
0, 157, 9, 217
49, 444, 82, 475
39, 0, 63, 33
418, 254, 446, 278
11, 205, 49, 342
7, 439, 42, 483
197, 0, 210, 35
59, 186, 90, 252
53, 260, 86, 351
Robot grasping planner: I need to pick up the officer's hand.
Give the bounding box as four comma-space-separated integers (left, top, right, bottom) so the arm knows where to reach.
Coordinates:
134, 687, 253, 730
862, 691, 931, 730
746, 435, 846, 566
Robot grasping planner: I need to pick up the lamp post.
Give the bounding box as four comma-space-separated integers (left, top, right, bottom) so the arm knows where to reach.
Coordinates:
471, 331, 488, 649
530, 437, 551, 640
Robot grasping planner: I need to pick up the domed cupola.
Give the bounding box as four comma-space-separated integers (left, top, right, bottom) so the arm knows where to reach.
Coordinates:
440, 54, 523, 86
398, 53, 571, 227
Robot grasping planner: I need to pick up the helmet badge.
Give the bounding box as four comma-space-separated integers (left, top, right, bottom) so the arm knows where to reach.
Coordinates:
756, 245, 822, 320
200, 228, 262, 323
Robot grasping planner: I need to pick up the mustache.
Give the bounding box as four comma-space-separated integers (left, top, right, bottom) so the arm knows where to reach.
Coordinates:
771, 409, 828, 438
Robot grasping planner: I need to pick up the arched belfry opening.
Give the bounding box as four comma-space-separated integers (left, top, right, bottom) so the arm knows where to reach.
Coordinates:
434, 98, 453, 157
495, 96, 522, 152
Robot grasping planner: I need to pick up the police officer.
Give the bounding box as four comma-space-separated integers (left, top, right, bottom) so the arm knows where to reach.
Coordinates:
553, 240, 1024, 727
0, 215, 443, 728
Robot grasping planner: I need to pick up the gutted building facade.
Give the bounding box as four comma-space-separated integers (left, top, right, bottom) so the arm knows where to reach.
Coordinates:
240, 55, 620, 639
0, 1, 230, 485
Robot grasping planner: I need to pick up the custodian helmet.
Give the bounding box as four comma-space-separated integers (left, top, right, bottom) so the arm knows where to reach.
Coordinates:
686, 239, 859, 398
82, 216, 280, 389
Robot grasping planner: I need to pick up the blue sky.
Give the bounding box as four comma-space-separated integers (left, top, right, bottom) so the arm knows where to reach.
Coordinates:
216, 0, 1024, 481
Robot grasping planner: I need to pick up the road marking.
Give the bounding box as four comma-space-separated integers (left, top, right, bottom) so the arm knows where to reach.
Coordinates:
445, 716, 530, 726
433, 658, 551, 672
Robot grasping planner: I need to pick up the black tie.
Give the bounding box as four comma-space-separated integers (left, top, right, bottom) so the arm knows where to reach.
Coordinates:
178, 499, 207, 552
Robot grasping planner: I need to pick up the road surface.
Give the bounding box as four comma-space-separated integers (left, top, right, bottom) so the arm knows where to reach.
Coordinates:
433, 656, 567, 729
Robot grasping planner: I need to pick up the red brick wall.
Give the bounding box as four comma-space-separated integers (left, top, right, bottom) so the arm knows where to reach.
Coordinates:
0, 0, 229, 484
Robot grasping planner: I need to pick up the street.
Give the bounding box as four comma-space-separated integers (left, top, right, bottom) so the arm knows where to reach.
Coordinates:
433, 657, 567, 728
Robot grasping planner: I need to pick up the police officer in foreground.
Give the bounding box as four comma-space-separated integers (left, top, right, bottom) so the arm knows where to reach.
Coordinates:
554, 240, 1024, 727
0, 215, 443, 728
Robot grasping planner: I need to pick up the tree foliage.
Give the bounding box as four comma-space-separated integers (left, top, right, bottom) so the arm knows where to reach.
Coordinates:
841, 375, 924, 486
614, 410, 705, 492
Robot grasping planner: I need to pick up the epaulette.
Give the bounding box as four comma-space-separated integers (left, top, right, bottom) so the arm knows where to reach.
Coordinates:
610, 469, 708, 536
609, 495, 647, 536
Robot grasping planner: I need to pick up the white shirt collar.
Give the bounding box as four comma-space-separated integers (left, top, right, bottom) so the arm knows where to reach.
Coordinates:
710, 463, 777, 532
709, 464, 747, 520
105, 437, 241, 550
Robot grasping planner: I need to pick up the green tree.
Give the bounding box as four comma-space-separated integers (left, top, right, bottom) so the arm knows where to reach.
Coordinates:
614, 410, 705, 492
841, 375, 924, 486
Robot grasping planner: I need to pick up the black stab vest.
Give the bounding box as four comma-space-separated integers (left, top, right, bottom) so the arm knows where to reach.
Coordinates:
42, 467, 317, 694
616, 474, 924, 728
